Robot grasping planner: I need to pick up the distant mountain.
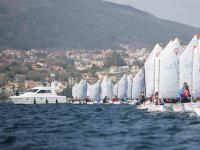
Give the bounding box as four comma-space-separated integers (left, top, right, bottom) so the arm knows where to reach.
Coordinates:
0, 0, 198, 50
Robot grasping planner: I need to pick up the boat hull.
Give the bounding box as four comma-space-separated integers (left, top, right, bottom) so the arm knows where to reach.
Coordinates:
182, 103, 194, 112
172, 103, 184, 112
10, 96, 66, 104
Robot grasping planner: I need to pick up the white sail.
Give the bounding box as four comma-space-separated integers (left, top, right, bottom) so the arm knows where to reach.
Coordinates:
113, 82, 119, 96
76, 79, 87, 100
87, 83, 92, 97
159, 39, 183, 98
127, 74, 133, 99
132, 69, 145, 99
173, 38, 184, 58
192, 45, 200, 98
155, 41, 173, 94
90, 80, 101, 101
72, 83, 78, 98
101, 76, 113, 100
145, 44, 163, 97
179, 35, 198, 90
118, 74, 128, 99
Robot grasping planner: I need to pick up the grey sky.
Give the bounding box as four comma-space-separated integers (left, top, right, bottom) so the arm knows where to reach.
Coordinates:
105, 0, 200, 28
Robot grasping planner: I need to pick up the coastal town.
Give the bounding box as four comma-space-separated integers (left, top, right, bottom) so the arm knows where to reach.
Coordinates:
0, 45, 150, 100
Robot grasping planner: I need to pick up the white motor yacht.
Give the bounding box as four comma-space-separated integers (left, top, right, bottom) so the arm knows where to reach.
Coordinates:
10, 87, 66, 104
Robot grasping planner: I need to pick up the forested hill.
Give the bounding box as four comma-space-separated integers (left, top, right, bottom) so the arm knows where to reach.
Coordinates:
0, 0, 198, 50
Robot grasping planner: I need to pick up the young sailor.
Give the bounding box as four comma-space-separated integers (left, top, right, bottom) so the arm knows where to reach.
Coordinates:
122, 94, 128, 102
154, 92, 159, 105
179, 82, 190, 103
112, 95, 118, 102
86, 96, 90, 103
139, 92, 146, 104
103, 96, 108, 103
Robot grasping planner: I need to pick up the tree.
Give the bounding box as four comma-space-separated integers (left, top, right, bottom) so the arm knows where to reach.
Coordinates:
60, 87, 72, 97
26, 70, 45, 81
104, 52, 126, 68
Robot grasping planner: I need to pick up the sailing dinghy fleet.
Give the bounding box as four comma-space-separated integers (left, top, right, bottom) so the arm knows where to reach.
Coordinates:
72, 34, 200, 116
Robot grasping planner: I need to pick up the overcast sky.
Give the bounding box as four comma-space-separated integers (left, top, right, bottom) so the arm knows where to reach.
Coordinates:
105, 0, 200, 28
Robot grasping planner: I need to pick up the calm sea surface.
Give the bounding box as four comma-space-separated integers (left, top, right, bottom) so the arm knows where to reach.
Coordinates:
0, 103, 200, 150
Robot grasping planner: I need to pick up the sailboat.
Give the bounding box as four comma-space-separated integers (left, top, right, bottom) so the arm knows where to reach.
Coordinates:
113, 82, 121, 104
132, 68, 146, 108
127, 74, 133, 100
192, 37, 200, 116
72, 83, 77, 99
118, 74, 128, 99
192, 44, 200, 99
147, 39, 184, 112
146, 41, 173, 112
86, 83, 93, 104
159, 39, 183, 99
90, 80, 101, 104
132, 69, 145, 100
160, 39, 184, 112
179, 34, 199, 112
113, 82, 119, 97
101, 76, 113, 103
145, 44, 163, 98
75, 79, 87, 104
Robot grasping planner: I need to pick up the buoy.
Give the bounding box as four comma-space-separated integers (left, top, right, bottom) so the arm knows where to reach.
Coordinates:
56, 99, 58, 104
46, 99, 48, 104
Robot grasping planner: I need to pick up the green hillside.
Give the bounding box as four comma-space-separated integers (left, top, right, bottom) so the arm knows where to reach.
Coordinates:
0, 0, 198, 50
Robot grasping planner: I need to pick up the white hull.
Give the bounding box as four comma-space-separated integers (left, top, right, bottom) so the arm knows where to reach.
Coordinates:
86, 102, 94, 105
137, 103, 148, 110
73, 101, 81, 104
10, 96, 66, 104
172, 103, 184, 112
163, 103, 173, 112
128, 100, 137, 105
112, 101, 121, 105
182, 103, 194, 112
147, 104, 166, 112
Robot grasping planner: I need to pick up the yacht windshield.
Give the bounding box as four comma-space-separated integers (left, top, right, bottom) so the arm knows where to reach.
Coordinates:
37, 90, 52, 94
27, 89, 39, 93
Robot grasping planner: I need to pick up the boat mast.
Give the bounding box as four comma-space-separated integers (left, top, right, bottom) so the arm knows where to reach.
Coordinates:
191, 45, 195, 103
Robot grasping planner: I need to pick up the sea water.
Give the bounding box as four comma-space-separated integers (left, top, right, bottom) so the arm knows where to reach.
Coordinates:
0, 103, 200, 150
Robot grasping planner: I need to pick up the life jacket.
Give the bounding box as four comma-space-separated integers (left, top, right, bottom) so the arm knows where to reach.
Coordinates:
123, 97, 127, 101
112, 97, 117, 102
181, 89, 190, 98
184, 89, 190, 97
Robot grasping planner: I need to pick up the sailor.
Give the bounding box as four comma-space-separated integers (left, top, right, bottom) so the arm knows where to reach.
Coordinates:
15, 90, 19, 96
112, 95, 118, 102
154, 92, 159, 105
139, 92, 145, 104
122, 94, 128, 102
103, 96, 108, 103
181, 82, 190, 103
86, 96, 90, 103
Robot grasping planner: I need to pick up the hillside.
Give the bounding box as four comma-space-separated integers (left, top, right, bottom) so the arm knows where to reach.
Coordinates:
0, 0, 198, 50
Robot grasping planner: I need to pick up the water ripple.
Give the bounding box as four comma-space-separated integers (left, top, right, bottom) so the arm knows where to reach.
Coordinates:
0, 104, 199, 150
